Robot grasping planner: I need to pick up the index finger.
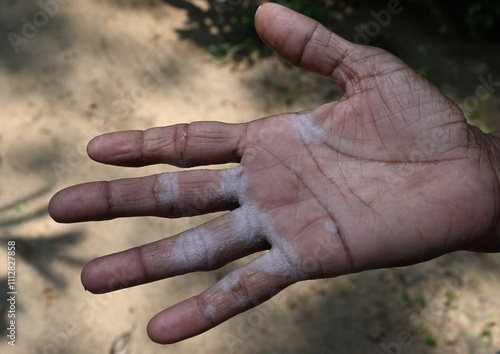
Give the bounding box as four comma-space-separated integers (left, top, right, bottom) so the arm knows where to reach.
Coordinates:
87, 121, 247, 168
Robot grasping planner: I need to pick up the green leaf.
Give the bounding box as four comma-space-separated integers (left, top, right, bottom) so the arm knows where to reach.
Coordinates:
15, 201, 27, 211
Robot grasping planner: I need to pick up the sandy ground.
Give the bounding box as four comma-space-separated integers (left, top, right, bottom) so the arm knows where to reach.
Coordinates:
1, 1, 500, 353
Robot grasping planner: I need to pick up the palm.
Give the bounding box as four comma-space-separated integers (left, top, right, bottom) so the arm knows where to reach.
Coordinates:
242, 69, 486, 279
49, 3, 499, 344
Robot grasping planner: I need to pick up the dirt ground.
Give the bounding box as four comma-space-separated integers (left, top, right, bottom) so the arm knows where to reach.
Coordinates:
1, 1, 500, 353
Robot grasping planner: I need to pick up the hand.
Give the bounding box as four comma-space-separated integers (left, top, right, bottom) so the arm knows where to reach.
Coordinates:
49, 3, 500, 344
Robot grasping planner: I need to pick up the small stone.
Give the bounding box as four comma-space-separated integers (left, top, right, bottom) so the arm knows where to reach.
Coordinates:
367, 322, 384, 342
110, 332, 131, 354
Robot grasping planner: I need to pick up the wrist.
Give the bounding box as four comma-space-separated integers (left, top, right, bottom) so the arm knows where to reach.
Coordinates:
469, 128, 500, 252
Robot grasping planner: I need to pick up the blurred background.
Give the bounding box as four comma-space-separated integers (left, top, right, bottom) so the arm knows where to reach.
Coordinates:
0, 0, 499, 353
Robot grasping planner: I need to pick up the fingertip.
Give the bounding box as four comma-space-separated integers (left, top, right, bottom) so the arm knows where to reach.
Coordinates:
48, 192, 60, 222
80, 259, 100, 294
86, 134, 104, 161
48, 188, 70, 223
254, 2, 289, 46
86, 132, 127, 163
253, 1, 367, 86
254, 3, 261, 19
81, 250, 146, 294
147, 315, 168, 344
80, 258, 122, 295
255, 2, 282, 17
254, 2, 325, 70
147, 310, 181, 345
254, 2, 277, 21
147, 298, 213, 344
86, 130, 143, 165
48, 182, 109, 223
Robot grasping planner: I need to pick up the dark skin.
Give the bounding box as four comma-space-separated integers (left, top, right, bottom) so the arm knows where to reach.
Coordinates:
49, 3, 500, 344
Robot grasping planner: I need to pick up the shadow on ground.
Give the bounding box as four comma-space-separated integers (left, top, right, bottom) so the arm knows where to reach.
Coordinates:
0, 1, 499, 352
142, 0, 500, 130
0, 186, 87, 337
213, 252, 500, 353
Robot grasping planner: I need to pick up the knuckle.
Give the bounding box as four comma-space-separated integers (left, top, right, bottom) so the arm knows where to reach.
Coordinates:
173, 124, 189, 166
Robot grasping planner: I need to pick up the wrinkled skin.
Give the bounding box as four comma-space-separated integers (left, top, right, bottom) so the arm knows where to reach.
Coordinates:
49, 3, 500, 344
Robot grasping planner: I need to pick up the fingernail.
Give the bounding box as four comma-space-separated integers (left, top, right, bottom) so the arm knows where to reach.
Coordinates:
255, 5, 262, 18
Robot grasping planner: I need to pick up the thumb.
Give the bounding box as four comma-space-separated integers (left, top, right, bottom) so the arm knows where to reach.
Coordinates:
254, 3, 399, 91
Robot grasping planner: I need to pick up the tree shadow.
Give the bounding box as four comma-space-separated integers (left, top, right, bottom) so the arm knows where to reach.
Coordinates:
0, 186, 87, 287
219, 252, 499, 353
0, 0, 77, 97
0, 186, 51, 214
0, 0, 182, 119
14, 232, 87, 288
159, 0, 362, 64
0, 187, 87, 337
152, 0, 500, 133
160, 0, 264, 64
0, 230, 86, 334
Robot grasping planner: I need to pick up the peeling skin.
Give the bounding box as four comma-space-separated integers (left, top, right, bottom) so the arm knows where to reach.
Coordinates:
243, 205, 307, 281
292, 112, 327, 145
199, 205, 307, 318
324, 219, 338, 234
155, 172, 179, 206
202, 304, 217, 321
157, 165, 308, 321
290, 165, 302, 174
193, 167, 308, 319
217, 165, 244, 202
169, 227, 216, 270
219, 270, 245, 294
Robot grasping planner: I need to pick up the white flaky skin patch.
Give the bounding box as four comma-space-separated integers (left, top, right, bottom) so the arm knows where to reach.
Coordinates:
324, 219, 338, 234
165, 165, 308, 321
292, 113, 327, 145
217, 165, 244, 202
155, 172, 179, 206
201, 204, 308, 321
202, 304, 217, 320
